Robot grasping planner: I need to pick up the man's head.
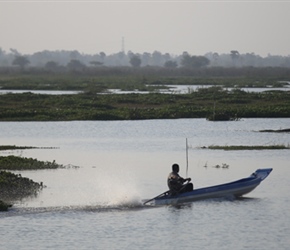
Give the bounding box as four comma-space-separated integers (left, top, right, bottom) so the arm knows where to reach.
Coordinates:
172, 163, 179, 173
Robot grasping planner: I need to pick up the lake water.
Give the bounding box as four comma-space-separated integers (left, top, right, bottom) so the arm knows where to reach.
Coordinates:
0, 118, 290, 249
0, 89, 81, 95
1, 84, 289, 95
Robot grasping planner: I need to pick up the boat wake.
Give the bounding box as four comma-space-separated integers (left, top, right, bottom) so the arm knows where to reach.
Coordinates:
1, 165, 147, 216
1, 195, 262, 218
2, 200, 146, 218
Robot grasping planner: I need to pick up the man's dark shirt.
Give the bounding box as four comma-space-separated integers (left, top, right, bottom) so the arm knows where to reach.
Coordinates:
167, 171, 185, 193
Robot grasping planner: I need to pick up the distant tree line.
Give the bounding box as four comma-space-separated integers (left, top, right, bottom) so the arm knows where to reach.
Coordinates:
0, 47, 290, 72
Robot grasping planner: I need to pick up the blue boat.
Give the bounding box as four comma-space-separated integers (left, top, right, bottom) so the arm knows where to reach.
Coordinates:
143, 168, 273, 206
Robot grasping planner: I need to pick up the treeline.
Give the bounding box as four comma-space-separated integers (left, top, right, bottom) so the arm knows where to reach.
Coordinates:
1, 47, 290, 69
1, 65, 290, 81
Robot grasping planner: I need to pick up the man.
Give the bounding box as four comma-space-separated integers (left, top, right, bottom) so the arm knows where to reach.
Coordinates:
167, 163, 193, 195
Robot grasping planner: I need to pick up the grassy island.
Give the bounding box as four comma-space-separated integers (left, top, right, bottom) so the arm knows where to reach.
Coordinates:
0, 155, 63, 170
0, 170, 43, 204
0, 72, 289, 121
0, 87, 289, 121
0, 170, 44, 211
0, 152, 66, 211
0, 200, 12, 211
202, 145, 290, 150
0, 145, 58, 151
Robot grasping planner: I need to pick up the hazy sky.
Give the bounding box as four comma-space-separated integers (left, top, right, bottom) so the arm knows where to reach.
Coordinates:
1, 1, 290, 57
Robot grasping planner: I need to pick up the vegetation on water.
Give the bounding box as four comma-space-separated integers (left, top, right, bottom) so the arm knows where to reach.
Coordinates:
203, 162, 230, 169
0, 145, 58, 151
0, 200, 12, 211
0, 145, 37, 151
202, 144, 290, 150
259, 128, 290, 133
0, 154, 69, 211
0, 170, 43, 204
0, 86, 289, 121
0, 155, 66, 170
0, 69, 289, 121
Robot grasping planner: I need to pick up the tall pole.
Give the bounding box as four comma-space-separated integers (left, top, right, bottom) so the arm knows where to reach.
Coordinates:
186, 138, 189, 178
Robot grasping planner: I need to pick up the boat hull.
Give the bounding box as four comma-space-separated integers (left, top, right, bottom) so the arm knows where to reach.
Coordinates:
145, 168, 272, 206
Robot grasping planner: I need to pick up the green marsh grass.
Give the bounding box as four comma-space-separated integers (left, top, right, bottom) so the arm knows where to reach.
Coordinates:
0, 155, 62, 170
0, 88, 289, 121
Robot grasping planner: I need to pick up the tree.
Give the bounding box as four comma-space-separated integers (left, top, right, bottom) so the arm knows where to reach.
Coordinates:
12, 55, 30, 69
164, 60, 178, 68
10, 48, 20, 56
152, 51, 163, 66
0, 48, 5, 57
67, 59, 86, 71
69, 50, 81, 60
129, 55, 142, 68
142, 52, 151, 66
90, 61, 103, 67
230, 50, 240, 67
99, 52, 106, 62
181, 55, 209, 68
211, 52, 220, 66
45, 61, 59, 71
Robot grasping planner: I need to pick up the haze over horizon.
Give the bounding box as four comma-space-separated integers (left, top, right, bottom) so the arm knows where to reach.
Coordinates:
1, 1, 290, 57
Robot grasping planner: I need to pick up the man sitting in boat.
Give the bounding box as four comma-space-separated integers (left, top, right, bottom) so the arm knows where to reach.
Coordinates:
167, 163, 193, 196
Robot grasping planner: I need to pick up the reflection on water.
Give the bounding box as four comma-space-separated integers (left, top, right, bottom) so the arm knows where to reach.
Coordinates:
0, 118, 290, 250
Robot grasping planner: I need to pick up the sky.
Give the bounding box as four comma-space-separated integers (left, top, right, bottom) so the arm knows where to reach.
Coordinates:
0, 1, 290, 57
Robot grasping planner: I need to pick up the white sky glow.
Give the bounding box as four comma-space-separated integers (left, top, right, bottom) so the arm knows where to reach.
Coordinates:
0, 1, 290, 56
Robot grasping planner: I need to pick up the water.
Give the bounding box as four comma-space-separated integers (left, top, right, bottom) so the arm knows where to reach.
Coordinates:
1, 84, 289, 96
0, 89, 81, 95
0, 118, 290, 249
